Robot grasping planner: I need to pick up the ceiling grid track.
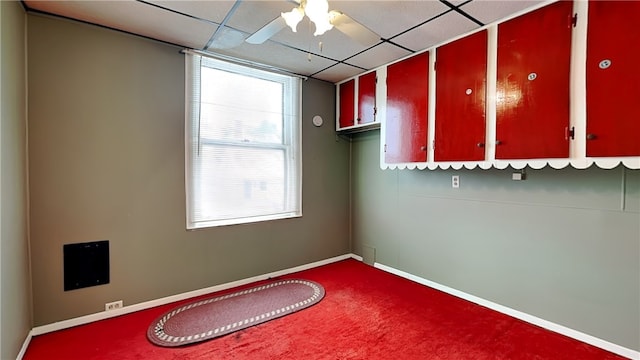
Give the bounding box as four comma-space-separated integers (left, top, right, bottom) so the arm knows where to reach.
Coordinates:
22, 0, 553, 82
203, 0, 242, 50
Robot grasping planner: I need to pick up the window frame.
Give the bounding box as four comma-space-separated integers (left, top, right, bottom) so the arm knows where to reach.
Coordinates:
185, 53, 302, 229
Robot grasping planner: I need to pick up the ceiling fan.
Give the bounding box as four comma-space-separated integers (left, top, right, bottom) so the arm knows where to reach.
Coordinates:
245, 0, 380, 47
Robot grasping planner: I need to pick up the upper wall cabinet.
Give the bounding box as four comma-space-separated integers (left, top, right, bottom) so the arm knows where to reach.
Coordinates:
338, 0, 639, 170
435, 30, 488, 162
337, 71, 378, 131
384, 52, 429, 164
338, 79, 355, 129
358, 71, 376, 125
495, 0, 573, 160
585, 0, 640, 157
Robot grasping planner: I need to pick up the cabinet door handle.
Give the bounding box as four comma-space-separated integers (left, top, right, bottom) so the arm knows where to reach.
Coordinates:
477, 142, 485, 148
586, 133, 597, 140
495, 140, 502, 145
420, 145, 427, 151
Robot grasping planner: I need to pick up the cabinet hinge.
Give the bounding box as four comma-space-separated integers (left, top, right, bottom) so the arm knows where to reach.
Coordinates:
375, 76, 378, 84
571, 13, 578, 28
384, 144, 387, 153
566, 126, 575, 140
373, 107, 377, 116
432, 139, 435, 149
434, 61, 436, 71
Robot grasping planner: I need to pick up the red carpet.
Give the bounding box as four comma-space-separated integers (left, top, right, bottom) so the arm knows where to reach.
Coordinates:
24, 259, 627, 359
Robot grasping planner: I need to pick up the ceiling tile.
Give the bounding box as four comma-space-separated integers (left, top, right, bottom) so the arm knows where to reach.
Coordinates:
227, 1, 295, 35
329, 1, 451, 39
206, 26, 248, 50
392, 11, 480, 52
346, 43, 412, 71
312, 63, 365, 83
147, 0, 236, 24
210, 41, 337, 78
26, 0, 216, 49
460, 0, 547, 25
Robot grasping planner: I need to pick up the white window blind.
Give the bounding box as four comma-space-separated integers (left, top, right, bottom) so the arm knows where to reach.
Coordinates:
185, 53, 302, 229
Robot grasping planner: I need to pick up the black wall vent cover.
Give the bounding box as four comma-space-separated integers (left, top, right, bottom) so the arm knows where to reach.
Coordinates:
63, 240, 110, 291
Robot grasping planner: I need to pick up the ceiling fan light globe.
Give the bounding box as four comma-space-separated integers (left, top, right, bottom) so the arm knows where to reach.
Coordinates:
312, 18, 333, 36
281, 7, 304, 32
304, 0, 329, 20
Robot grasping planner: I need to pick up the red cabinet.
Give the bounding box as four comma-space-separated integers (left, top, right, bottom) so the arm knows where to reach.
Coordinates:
495, 0, 573, 160
385, 52, 429, 163
338, 79, 355, 128
435, 30, 487, 162
358, 71, 376, 125
338, 72, 376, 129
586, 0, 640, 157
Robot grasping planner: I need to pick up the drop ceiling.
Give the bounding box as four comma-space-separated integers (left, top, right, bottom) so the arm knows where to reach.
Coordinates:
23, 0, 549, 83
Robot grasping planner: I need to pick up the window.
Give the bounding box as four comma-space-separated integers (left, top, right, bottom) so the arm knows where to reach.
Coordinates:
185, 53, 302, 229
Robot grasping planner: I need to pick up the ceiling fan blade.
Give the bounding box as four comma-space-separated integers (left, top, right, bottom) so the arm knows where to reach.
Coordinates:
246, 17, 287, 44
330, 12, 380, 46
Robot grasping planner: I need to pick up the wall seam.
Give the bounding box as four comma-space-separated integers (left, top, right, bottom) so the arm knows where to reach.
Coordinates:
620, 167, 626, 212
0, 1, 4, 356
24, 11, 34, 329
348, 134, 353, 253
399, 192, 638, 214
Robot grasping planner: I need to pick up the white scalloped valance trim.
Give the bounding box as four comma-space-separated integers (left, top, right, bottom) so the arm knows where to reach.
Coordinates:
381, 157, 640, 170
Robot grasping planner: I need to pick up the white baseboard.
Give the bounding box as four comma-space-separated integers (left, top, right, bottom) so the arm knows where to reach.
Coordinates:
350, 253, 363, 262
374, 262, 640, 360
22, 254, 637, 360
16, 330, 33, 360
30, 253, 357, 337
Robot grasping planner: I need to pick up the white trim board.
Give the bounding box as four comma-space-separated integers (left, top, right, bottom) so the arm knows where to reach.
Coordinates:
16, 331, 32, 360
29, 253, 357, 337
374, 262, 640, 360
19, 253, 636, 360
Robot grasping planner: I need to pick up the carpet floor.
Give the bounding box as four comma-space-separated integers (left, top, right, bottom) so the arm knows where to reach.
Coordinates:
24, 259, 628, 359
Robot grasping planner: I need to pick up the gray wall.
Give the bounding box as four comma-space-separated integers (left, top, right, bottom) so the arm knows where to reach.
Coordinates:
21, 5, 640, 355
27, 14, 349, 326
351, 130, 640, 351
1, 1, 32, 359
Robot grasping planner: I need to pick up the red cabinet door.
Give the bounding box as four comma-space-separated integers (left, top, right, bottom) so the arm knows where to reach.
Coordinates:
496, 0, 573, 159
586, 0, 640, 157
358, 72, 376, 125
435, 30, 487, 162
385, 52, 429, 163
339, 79, 355, 128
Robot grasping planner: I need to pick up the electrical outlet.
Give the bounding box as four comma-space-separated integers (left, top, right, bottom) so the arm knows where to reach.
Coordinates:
105, 300, 123, 311
452, 175, 460, 188
512, 172, 526, 181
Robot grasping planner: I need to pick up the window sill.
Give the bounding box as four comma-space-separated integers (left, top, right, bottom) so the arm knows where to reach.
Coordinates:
187, 212, 302, 230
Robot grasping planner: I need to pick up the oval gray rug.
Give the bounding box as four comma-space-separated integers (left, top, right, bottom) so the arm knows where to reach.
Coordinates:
147, 279, 325, 347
